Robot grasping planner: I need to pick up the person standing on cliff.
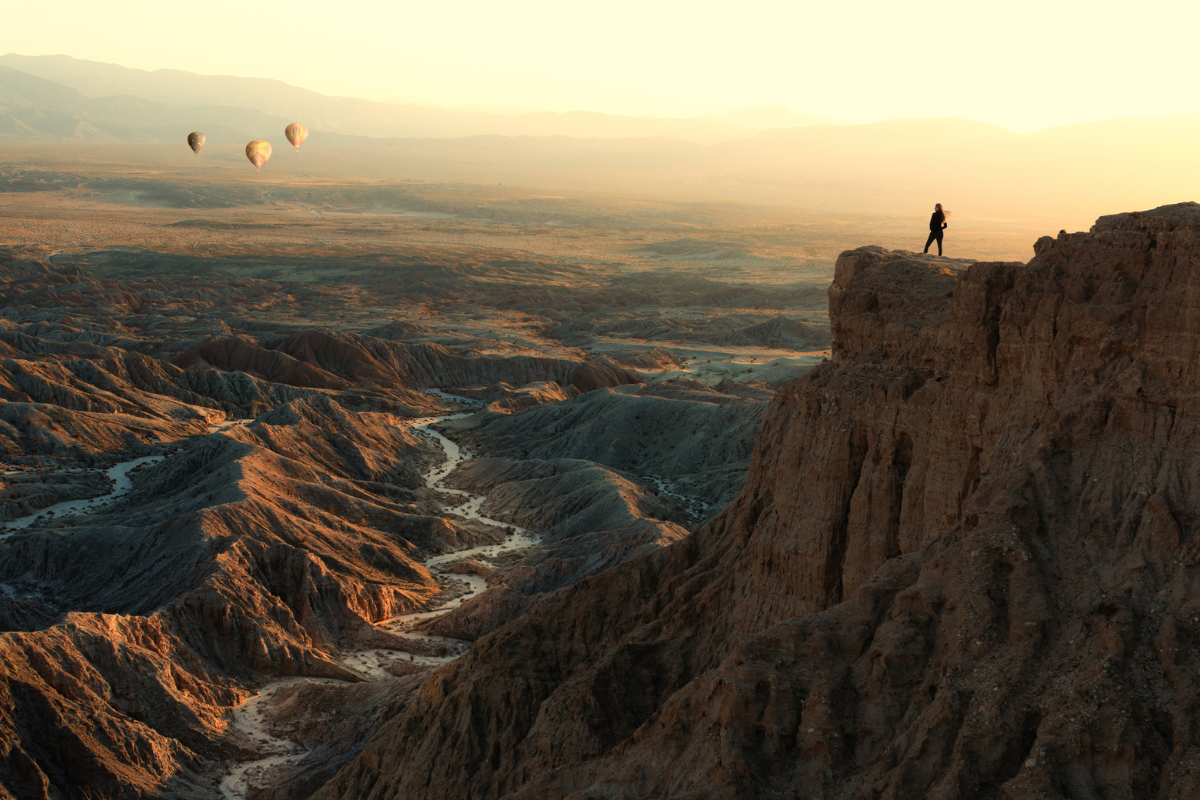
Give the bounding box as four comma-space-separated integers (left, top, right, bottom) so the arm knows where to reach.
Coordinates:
923, 203, 949, 256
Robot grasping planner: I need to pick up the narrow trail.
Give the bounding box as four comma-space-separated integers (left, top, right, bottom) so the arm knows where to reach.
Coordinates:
639, 474, 711, 524
219, 393, 540, 800
219, 678, 321, 797
0, 419, 252, 536
0, 456, 164, 534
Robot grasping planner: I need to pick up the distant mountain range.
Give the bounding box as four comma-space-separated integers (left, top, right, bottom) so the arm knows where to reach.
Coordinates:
0, 65, 293, 143
0, 54, 832, 145
1, 53, 1198, 225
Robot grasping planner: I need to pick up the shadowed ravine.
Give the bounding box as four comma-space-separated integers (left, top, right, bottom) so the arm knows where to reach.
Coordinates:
2, 419, 253, 534
219, 394, 542, 799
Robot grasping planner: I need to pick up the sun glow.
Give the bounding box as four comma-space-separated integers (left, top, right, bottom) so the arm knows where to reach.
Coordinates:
5, 0, 1199, 131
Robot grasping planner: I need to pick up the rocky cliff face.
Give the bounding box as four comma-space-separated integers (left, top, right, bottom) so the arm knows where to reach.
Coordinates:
315, 203, 1200, 799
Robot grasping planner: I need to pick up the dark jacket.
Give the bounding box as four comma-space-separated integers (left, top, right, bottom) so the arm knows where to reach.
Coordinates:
929, 210, 946, 232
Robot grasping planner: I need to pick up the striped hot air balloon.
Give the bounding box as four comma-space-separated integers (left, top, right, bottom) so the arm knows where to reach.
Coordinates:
245, 140, 272, 171
285, 123, 308, 151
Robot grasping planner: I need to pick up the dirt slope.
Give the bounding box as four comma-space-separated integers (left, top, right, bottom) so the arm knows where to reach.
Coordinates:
315, 203, 1200, 800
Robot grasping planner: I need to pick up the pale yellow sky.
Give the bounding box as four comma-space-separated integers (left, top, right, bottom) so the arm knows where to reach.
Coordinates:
5, 0, 1198, 131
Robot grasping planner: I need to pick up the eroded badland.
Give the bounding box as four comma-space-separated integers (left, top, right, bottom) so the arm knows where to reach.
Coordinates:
0, 146, 846, 799
4, 144, 1200, 800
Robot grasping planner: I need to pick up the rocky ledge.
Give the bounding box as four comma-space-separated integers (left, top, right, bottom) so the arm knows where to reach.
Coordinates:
315, 203, 1200, 800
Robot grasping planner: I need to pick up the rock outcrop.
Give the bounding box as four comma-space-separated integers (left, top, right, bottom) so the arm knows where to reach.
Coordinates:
174, 333, 639, 398
445, 381, 581, 414
446, 383, 767, 509
315, 203, 1200, 799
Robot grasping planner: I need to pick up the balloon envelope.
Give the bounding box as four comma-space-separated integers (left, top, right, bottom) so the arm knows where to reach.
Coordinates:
245, 140, 272, 171
285, 123, 308, 150
187, 132, 205, 156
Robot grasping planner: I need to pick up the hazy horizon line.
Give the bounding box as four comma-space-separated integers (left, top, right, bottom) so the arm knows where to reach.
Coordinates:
7, 51, 1198, 137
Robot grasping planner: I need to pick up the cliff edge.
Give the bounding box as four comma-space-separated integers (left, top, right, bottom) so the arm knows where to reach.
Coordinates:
316, 202, 1200, 800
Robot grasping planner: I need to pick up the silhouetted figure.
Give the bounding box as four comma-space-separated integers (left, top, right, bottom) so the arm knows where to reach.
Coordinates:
923, 203, 949, 256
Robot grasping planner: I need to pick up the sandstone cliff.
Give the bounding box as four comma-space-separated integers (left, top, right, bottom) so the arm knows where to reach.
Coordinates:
316, 203, 1200, 799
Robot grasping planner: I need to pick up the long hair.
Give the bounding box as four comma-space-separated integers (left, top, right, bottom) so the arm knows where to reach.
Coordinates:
936, 202, 950, 217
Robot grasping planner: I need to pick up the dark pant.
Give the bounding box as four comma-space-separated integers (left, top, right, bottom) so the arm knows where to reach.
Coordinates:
924, 229, 944, 255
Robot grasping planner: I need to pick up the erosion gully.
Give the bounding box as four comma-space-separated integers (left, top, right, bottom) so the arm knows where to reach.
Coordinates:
0, 398, 539, 796
219, 394, 541, 799
0, 419, 252, 535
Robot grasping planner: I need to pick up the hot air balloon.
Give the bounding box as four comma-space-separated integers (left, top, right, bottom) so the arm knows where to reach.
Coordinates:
245, 140, 272, 171
284, 123, 308, 151
187, 132, 205, 156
